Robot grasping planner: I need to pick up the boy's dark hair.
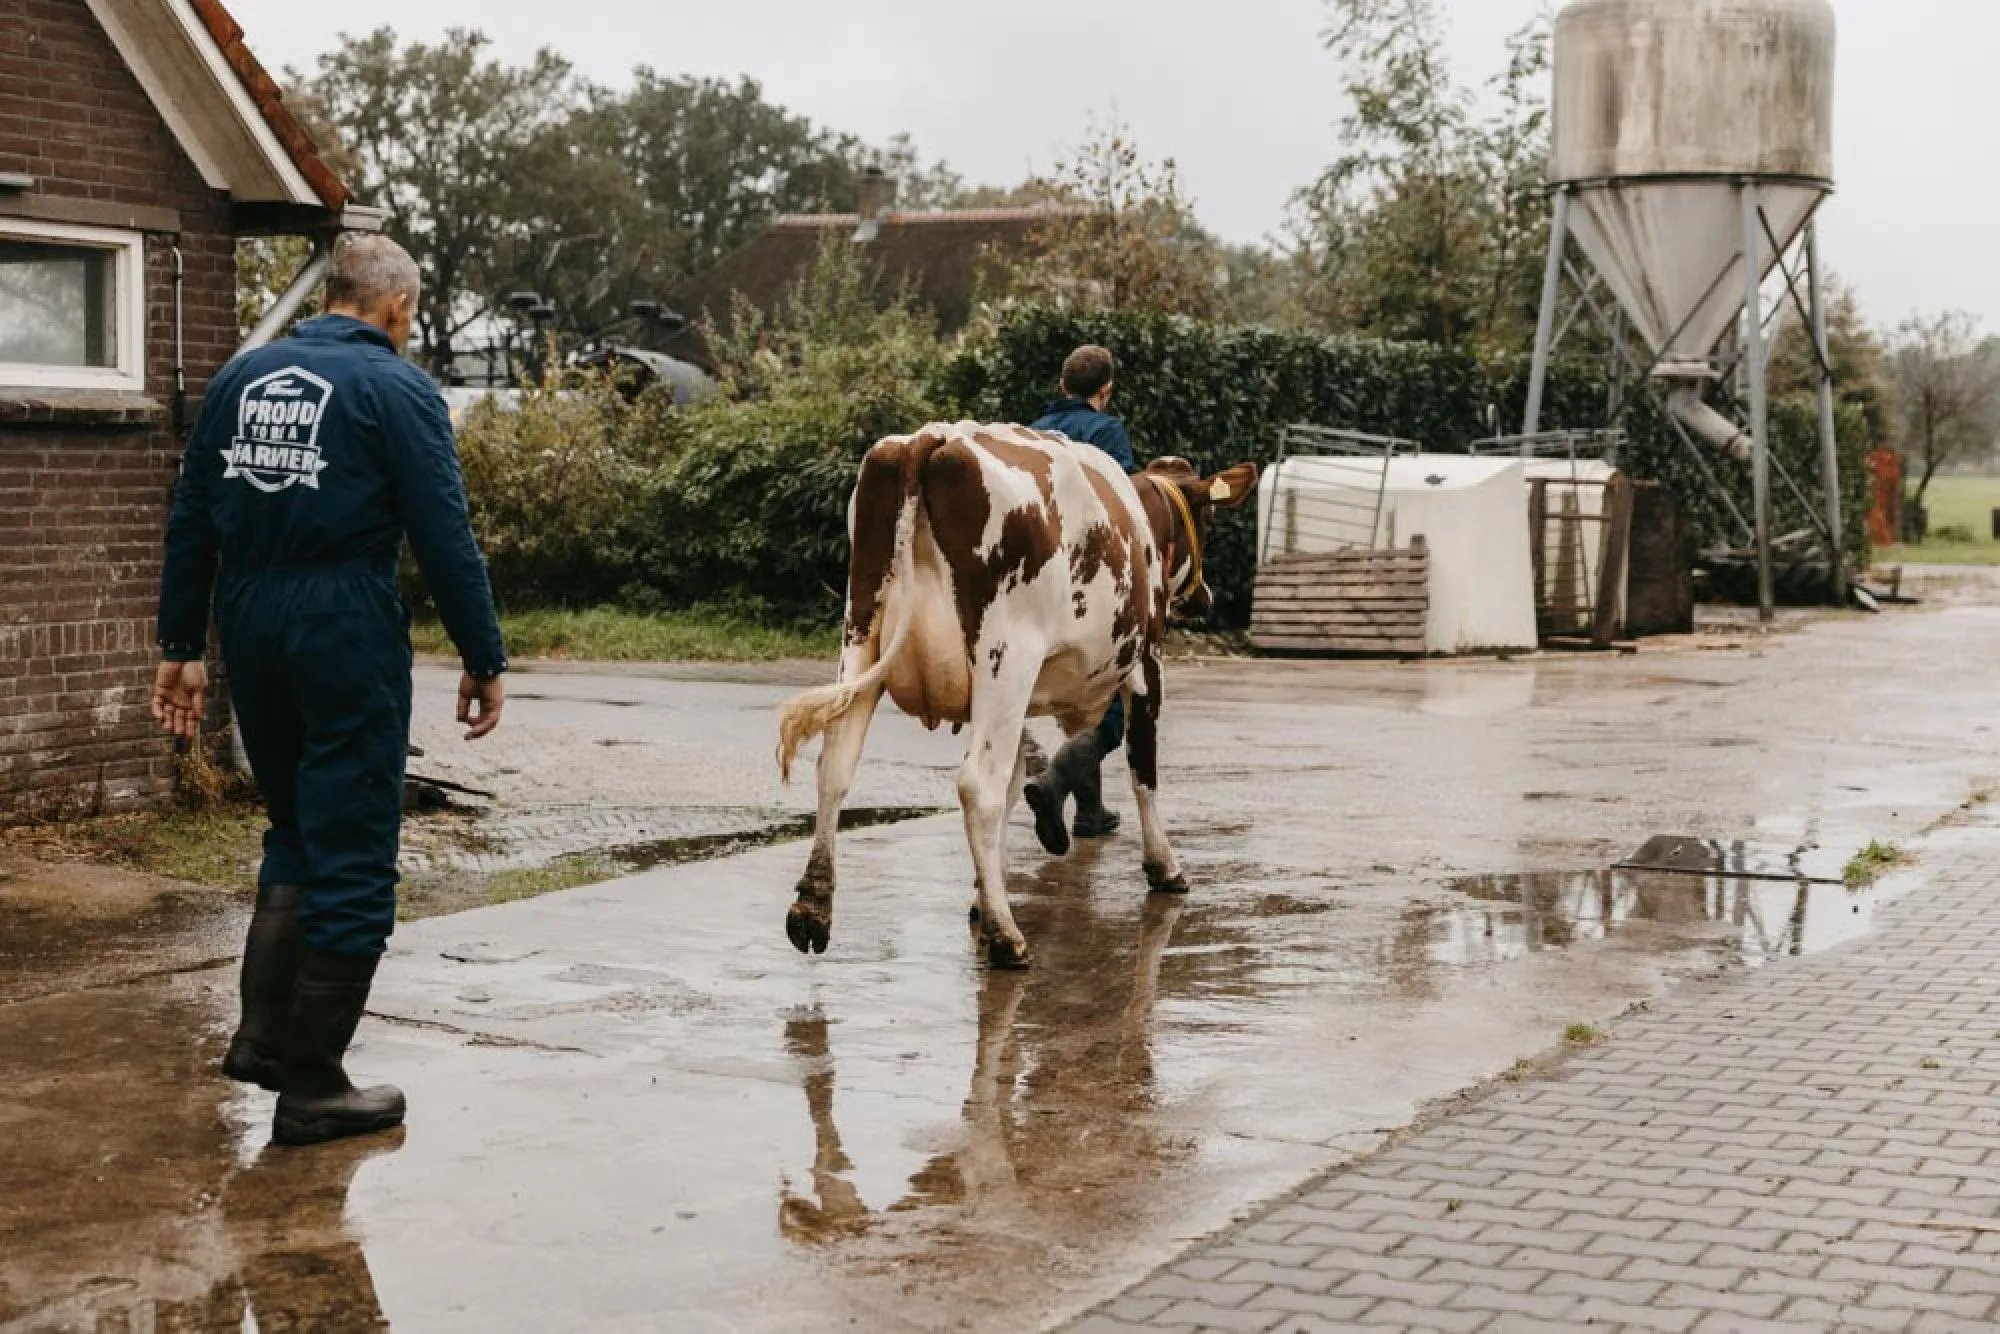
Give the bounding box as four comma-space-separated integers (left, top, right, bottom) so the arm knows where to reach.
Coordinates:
1060, 345, 1117, 401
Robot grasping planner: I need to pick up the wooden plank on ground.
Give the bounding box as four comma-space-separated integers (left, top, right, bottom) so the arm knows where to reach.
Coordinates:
1250, 540, 1431, 658
1256, 564, 1432, 584
1251, 633, 1430, 656
1254, 573, 1428, 592
1251, 597, 1428, 618
1251, 610, 1431, 628
1254, 573, 1429, 592
1256, 596, 1432, 612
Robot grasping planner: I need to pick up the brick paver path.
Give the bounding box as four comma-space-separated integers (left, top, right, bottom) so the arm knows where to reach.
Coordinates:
1066, 818, 2000, 1333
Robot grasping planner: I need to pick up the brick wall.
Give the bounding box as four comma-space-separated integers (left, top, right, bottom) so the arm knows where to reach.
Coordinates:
0, 0, 238, 814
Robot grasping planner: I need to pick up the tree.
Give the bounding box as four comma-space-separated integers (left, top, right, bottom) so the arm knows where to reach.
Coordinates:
1216, 243, 1308, 329
605, 72, 846, 280
235, 236, 315, 339
290, 36, 964, 367
1291, 0, 1553, 352
290, 29, 585, 373
1766, 273, 1893, 447
1003, 126, 1225, 319
1889, 312, 2000, 509
952, 180, 1068, 211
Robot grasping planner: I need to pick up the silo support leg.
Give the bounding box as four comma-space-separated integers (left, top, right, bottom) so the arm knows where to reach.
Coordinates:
1523, 189, 1572, 442
1807, 223, 1847, 604
1740, 183, 1774, 624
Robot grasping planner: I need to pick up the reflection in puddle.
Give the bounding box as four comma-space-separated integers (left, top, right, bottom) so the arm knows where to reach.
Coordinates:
1439, 868, 1881, 968
1615, 834, 1848, 886
776, 886, 1189, 1250
0, 983, 396, 1332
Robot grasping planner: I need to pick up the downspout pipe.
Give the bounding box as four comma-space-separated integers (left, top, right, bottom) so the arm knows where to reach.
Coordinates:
170, 245, 186, 435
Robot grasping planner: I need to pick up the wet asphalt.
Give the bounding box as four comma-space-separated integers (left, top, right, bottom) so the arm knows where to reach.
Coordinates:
7, 583, 2000, 1332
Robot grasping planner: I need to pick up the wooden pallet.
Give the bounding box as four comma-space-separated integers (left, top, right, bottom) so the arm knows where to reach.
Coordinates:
1249, 538, 1431, 656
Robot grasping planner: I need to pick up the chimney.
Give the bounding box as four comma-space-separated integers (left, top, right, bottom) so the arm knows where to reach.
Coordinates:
852, 167, 897, 243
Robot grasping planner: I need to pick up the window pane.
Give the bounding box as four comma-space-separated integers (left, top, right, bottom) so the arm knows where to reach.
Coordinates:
0, 240, 117, 368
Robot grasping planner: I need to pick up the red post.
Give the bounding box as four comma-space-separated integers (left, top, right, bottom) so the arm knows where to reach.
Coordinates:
1866, 450, 1902, 549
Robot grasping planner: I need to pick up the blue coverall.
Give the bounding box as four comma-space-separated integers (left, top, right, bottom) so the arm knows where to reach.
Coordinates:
1030, 397, 1135, 751
159, 315, 507, 957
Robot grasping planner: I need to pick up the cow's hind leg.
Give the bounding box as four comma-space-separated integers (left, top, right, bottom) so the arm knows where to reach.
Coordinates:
960, 662, 1038, 968
1125, 651, 1188, 895
788, 667, 884, 955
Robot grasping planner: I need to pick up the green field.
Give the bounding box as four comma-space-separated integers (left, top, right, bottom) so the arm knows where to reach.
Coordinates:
1881, 476, 2000, 566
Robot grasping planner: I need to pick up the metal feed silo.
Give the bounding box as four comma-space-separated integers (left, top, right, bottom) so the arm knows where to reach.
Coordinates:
1520, 0, 1843, 619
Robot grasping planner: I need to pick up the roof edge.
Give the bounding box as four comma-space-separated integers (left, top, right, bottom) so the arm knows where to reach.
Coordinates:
183, 0, 349, 210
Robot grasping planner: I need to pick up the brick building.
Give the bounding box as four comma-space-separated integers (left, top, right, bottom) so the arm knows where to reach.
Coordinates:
0, 0, 361, 813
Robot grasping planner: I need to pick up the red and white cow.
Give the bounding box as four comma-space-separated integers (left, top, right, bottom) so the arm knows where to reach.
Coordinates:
776, 420, 1257, 967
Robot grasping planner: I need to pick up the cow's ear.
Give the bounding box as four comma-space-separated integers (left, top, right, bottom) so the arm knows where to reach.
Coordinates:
1202, 463, 1259, 509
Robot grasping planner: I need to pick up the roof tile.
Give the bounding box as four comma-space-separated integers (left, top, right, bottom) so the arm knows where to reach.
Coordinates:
184, 0, 349, 209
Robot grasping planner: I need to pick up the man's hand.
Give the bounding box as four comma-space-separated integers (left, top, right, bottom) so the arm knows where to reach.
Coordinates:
457, 672, 504, 740
151, 660, 208, 740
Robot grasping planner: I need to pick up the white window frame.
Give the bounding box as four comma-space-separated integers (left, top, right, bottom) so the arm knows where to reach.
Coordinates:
0, 217, 147, 393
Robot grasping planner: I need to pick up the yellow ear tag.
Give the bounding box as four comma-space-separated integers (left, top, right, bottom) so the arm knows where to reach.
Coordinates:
1209, 479, 1232, 502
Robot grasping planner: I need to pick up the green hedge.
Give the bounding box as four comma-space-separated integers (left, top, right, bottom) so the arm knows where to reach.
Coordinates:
443, 312, 946, 623
944, 307, 1870, 626
446, 303, 1870, 631
941, 309, 1493, 626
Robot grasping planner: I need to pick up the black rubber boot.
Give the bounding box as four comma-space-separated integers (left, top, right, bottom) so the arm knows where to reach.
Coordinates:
222, 884, 304, 1092
273, 950, 406, 1147
1067, 738, 1122, 840
1024, 731, 1121, 855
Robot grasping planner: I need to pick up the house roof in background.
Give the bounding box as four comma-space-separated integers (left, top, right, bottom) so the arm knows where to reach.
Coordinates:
663, 206, 1087, 366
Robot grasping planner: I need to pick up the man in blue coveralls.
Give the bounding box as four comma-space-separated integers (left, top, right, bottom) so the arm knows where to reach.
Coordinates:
152, 235, 509, 1146
1023, 345, 1133, 855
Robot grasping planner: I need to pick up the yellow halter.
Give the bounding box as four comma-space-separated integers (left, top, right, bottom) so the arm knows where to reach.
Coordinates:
1144, 474, 1205, 609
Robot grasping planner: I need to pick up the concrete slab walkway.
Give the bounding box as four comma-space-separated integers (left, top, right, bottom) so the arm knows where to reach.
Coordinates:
1066, 809, 2000, 1333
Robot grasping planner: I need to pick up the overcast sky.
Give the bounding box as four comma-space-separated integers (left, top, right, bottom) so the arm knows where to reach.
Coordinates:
229, 0, 1964, 334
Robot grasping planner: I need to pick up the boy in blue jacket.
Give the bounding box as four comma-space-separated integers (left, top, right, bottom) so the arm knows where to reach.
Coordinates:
1024, 345, 1132, 851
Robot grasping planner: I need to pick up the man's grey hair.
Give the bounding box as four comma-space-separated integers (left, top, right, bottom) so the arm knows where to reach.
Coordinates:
325, 234, 420, 312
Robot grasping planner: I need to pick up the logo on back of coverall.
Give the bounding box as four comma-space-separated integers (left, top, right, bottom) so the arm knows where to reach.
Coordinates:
223, 367, 334, 493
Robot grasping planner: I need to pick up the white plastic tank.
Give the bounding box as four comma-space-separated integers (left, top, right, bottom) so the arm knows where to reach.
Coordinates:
1258, 455, 1538, 654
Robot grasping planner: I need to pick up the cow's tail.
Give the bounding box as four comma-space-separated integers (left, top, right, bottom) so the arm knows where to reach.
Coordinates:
777, 430, 947, 783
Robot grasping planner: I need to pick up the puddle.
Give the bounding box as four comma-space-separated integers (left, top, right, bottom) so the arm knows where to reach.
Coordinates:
1616, 835, 1850, 885
604, 806, 948, 875
0, 887, 244, 1005
1439, 867, 1884, 968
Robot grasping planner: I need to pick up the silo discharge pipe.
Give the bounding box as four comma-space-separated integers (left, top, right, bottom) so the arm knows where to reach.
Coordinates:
1663, 382, 1753, 464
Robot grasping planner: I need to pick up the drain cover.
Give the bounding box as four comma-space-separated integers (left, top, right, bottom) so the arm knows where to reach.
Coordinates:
1615, 835, 1845, 885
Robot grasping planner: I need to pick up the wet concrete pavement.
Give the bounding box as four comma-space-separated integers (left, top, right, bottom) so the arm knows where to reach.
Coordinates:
397, 662, 956, 874
9, 581, 2000, 1331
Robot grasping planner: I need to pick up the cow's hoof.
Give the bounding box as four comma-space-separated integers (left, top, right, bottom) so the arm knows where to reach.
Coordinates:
787, 898, 832, 955
1146, 867, 1191, 896
986, 935, 1033, 970
1023, 781, 1072, 857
